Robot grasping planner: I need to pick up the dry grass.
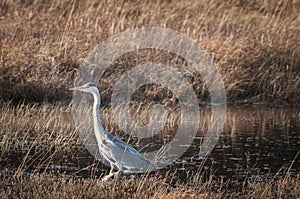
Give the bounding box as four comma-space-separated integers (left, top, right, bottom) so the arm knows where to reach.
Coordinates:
1, 170, 299, 198
1, 0, 300, 198
0, 103, 80, 177
0, 0, 299, 104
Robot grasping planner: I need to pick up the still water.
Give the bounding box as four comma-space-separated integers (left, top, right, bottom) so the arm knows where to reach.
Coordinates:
179, 105, 300, 183
51, 105, 300, 182
3, 105, 300, 184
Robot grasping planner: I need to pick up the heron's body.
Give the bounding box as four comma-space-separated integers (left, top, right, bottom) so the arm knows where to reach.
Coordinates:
70, 83, 151, 180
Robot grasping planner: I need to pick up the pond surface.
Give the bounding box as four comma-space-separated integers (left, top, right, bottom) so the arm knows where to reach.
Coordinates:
60, 106, 300, 180
177, 105, 300, 184
2, 105, 300, 185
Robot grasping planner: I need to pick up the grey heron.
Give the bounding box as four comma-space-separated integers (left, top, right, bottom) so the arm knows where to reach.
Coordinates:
70, 83, 152, 181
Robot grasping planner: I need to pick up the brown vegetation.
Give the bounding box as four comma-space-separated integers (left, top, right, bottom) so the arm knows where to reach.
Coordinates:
0, 0, 300, 198
0, 0, 299, 104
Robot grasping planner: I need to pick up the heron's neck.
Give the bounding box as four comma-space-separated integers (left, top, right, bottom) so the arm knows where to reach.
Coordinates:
92, 91, 107, 140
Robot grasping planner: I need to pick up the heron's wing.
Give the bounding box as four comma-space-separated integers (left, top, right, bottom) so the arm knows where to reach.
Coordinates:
102, 134, 151, 171
104, 132, 140, 154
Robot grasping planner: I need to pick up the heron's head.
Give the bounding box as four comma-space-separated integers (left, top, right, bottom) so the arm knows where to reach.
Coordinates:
69, 83, 99, 94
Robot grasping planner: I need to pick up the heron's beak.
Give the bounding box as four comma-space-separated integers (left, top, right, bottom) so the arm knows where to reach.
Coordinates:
69, 86, 83, 91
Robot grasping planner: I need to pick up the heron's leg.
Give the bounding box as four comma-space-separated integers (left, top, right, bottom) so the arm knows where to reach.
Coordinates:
108, 164, 114, 175
114, 165, 123, 179
102, 172, 114, 181
102, 163, 115, 182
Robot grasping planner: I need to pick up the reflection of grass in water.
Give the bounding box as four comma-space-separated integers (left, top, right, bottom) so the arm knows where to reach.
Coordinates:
1, 103, 300, 197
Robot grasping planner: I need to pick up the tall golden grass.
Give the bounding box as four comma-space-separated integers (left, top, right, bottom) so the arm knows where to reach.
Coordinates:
1, 0, 300, 198
0, 0, 299, 104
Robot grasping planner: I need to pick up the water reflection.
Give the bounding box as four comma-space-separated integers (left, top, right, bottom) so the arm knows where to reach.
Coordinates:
1, 105, 299, 182
61, 105, 300, 181
185, 105, 300, 181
